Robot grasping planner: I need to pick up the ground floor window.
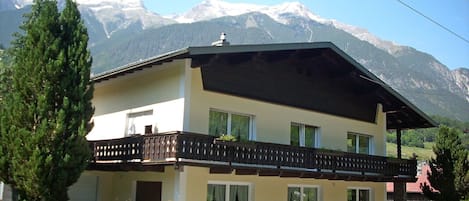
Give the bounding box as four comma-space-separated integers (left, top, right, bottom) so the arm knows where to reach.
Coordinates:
287, 185, 319, 201
207, 182, 250, 201
347, 188, 371, 201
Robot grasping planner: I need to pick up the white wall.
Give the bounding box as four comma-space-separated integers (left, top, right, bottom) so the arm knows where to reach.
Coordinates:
88, 60, 186, 140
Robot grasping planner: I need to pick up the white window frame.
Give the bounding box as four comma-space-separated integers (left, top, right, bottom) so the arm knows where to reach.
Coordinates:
287, 184, 321, 201
126, 110, 154, 136
291, 123, 320, 148
347, 132, 373, 154
0, 181, 3, 200
207, 181, 253, 201
209, 109, 255, 140
347, 187, 373, 201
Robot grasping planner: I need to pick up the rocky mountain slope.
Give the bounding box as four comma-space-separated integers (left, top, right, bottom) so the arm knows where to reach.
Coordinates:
0, 0, 468, 121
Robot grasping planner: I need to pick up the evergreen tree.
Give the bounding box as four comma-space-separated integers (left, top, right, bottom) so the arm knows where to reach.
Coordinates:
0, 0, 94, 200
421, 126, 469, 201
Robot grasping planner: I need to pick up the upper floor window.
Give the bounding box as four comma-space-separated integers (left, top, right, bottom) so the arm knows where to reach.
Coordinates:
287, 185, 319, 201
290, 123, 319, 148
126, 110, 153, 135
207, 182, 250, 201
209, 110, 253, 142
347, 132, 372, 154
347, 188, 371, 201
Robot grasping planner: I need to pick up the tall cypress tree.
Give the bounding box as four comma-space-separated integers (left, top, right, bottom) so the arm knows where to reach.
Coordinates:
0, 0, 94, 200
421, 126, 469, 201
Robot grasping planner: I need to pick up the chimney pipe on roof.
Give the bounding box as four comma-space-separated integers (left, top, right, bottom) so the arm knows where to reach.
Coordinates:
211, 32, 230, 46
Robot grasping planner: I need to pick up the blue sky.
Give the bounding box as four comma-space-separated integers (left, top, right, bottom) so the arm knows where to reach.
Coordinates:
143, 0, 469, 70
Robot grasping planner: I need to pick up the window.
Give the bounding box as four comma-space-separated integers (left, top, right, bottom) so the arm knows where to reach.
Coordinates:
287, 185, 319, 201
207, 183, 250, 201
347, 133, 372, 154
290, 123, 319, 148
209, 110, 253, 141
347, 188, 370, 201
126, 110, 153, 135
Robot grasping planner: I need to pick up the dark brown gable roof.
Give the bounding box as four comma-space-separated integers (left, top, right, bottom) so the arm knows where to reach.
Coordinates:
93, 42, 436, 129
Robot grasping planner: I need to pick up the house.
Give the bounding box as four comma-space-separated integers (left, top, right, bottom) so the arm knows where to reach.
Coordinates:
72, 41, 435, 201
387, 163, 435, 201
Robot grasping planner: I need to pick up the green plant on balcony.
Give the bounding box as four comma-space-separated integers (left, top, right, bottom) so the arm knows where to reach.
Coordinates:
216, 134, 237, 142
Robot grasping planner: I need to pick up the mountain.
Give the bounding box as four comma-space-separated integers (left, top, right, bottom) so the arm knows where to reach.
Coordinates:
0, 0, 174, 46
0, 0, 31, 11
0, 0, 468, 122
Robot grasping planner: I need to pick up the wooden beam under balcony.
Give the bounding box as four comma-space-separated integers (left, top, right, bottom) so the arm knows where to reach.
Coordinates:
88, 132, 417, 182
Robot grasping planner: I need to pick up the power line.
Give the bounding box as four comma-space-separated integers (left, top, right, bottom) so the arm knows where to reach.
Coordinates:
396, 0, 469, 44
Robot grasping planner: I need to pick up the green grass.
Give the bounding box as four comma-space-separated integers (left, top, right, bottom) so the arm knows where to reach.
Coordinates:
386, 142, 435, 161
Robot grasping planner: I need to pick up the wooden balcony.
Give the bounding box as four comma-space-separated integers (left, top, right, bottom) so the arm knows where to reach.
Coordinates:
88, 131, 417, 182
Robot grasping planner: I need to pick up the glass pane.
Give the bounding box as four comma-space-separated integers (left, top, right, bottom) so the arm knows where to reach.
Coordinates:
287, 187, 301, 201
290, 124, 300, 146
305, 126, 316, 148
303, 187, 318, 201
229, 185, 248, 201
347, 134, 357, 153
358, 135, 370, 154
359, 189, 370, 201
231, 114, 250, 142
207, 184, 226, 201
347, 189, 357, 201
209, 111, 228, 137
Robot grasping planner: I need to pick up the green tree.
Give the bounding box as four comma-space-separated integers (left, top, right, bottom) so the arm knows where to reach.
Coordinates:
421, 126, 469, 201
0, 0, 94, 200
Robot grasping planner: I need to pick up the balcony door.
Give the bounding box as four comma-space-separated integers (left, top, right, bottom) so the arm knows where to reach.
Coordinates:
136, 181, 162, 201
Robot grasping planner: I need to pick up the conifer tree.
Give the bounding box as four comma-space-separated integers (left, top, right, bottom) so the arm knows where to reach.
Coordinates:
421, 126, 469, 201
0, 0, 94, 200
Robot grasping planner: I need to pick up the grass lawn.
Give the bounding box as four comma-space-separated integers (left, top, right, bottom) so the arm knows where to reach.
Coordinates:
386, 142, 435, 161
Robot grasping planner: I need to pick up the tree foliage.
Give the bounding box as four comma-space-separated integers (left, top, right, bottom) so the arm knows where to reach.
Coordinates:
0, 0, 94, 200
387, 115, 469, 149
421, 126, 469, 201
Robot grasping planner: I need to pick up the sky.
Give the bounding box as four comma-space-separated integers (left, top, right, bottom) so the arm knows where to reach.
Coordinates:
142, 0, 469, 70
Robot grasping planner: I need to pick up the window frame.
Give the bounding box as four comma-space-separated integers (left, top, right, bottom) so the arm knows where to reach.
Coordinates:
347, 132, 373, 154
287, 184, 321, 201
207, 181, 252, 201
347, 187, 372, 201
290, 123, 320, 148
209, 109, 255, 141
0, 181, 3, 199
126, 110, 154, 136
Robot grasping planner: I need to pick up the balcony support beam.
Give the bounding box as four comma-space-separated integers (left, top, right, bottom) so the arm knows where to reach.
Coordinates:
395, 128, 407, 201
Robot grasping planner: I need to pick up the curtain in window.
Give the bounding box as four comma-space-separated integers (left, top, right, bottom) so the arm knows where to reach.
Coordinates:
304, 126, 316, 148
287, 187, 301, 201
231, 114, 250, 142
347, 189, 357, 201
347, 134, 357, 153
358, 135, 370, 154
209, 111, 228, 137
229, 185, 248, 201
290, 124, 300, 146
303, 187, 318, 201
359, 189, 370, 201
207, 184, 226, 201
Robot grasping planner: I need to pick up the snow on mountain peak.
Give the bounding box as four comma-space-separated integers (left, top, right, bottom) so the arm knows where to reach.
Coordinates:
76, 0, 143, 9
171, 0, 324, 24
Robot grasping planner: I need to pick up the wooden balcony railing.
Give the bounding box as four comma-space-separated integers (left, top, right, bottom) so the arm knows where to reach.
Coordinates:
88, 131, 417, 180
